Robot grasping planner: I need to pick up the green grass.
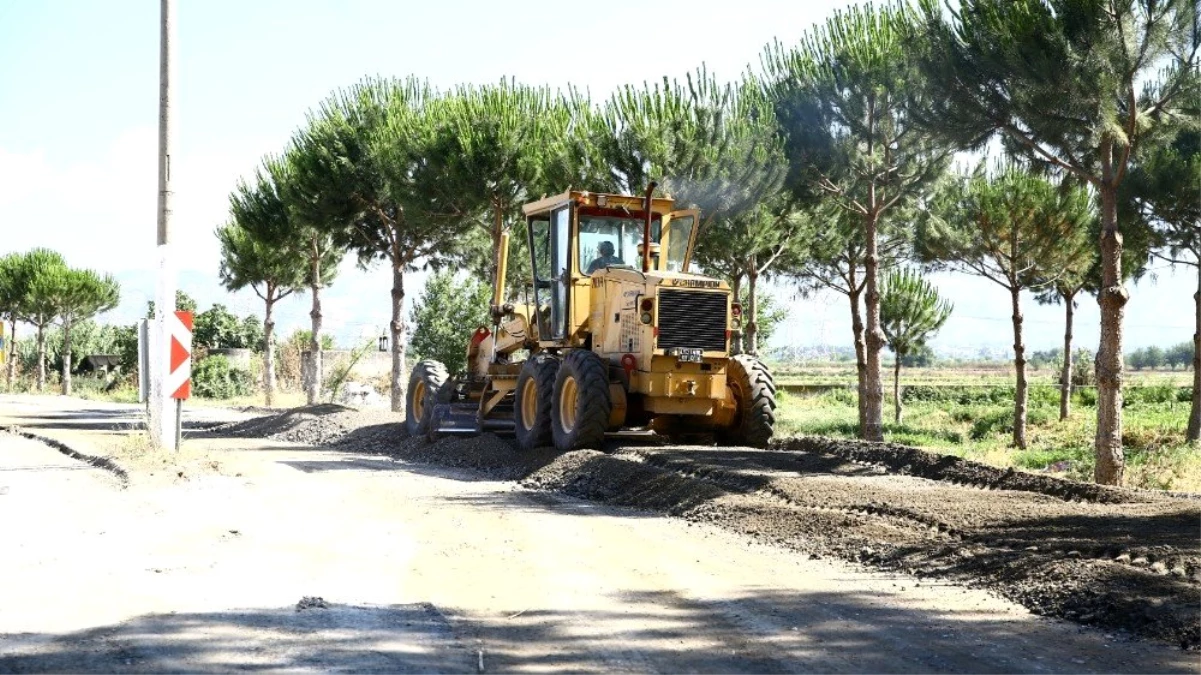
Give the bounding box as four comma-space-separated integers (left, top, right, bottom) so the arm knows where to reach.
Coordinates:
775, 386, 1199, 492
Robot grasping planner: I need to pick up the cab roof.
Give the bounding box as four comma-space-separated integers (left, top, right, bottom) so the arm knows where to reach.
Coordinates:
522, 190, 676, 218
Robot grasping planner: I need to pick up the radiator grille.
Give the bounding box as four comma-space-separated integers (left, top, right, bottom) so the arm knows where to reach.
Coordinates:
657, 289, 728, 353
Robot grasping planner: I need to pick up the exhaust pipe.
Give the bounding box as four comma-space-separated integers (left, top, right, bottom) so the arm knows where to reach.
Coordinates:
642, 181, 657, 273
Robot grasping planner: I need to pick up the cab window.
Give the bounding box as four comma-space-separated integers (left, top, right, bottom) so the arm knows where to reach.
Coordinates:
578, 214, 661, 275
664, 214, 695, 272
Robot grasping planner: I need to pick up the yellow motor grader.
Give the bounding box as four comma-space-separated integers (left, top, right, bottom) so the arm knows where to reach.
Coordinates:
405, 185, 776, 451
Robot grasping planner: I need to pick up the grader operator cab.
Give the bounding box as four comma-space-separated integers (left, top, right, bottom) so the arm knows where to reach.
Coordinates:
405, 185, 776, 451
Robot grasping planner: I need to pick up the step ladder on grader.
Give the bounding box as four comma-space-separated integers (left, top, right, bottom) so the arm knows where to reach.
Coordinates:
405, 184, 776, 452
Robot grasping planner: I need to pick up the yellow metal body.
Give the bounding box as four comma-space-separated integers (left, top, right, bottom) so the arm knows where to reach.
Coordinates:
488, 190, 741, 429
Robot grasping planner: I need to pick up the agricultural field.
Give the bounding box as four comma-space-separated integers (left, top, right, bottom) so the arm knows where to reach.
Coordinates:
773, 362, 1198, 492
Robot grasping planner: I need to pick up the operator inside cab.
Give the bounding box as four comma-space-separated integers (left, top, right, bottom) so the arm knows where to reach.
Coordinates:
585, 240, 624, 275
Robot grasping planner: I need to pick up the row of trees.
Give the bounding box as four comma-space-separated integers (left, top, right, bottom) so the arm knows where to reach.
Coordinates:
1127, 343, 1197, 371
217, 0, 1197, 484
0, 250, 120, 395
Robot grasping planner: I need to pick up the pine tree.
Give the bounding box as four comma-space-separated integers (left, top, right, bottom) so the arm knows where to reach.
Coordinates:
918, 164, 1092, 448
914, 0, 1199, 482
224, 159, 333, 407
51, 268, 120, 396
17, 249, 68, 392
288, 77, 475, 412
0, 253, 25, 388
1123, 126, 1200, 441
763, 3, 954, 441
881, 268, 953, 424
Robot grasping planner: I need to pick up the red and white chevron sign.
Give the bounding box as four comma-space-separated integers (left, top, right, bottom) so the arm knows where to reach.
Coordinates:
168, 310, 193, 400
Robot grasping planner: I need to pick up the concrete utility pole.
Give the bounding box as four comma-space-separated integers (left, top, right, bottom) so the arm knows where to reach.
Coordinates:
150, 0, 178, 450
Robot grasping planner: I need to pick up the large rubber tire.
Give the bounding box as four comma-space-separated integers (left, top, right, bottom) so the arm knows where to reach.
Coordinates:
717, 355, 776, 448
515, 354, 560, 450
551, 349, 612, 452
405, 360, 449, 436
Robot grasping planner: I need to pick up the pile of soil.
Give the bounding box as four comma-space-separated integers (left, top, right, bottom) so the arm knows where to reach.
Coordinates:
215, 405, 1201, 649
204, 404, 402, 447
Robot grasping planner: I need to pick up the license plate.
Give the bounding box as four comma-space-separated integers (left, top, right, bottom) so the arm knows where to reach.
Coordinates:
670, 348, 703, 363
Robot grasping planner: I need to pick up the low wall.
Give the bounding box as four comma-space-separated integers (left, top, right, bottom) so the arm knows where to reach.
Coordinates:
301, 350, 393, 389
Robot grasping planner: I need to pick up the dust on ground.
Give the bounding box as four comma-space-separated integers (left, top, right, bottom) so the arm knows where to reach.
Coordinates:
200, 404, 1201, 651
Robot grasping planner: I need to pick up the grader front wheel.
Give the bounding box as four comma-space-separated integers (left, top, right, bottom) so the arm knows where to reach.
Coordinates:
551, 350, 612, 452
717, 355, 777, 448
405, 360, 448, 436
514, 354, 560, 450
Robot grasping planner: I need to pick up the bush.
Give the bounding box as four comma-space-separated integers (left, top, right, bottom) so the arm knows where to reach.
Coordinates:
410, 270, 492, 374
194, 304, 263, 351
967, 406, 1053, 440
1124, 383, 1184, 407
191, 355, 254, 399
903, 385, 1012, 405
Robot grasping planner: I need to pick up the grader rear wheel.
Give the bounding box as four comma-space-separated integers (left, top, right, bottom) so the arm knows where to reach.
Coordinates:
551, 349, 611, 452
717, 355, 776, 448
406, 360, 449, 436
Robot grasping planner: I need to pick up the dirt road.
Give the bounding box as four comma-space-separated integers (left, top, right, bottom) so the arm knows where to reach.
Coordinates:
0, 395, 1196, 673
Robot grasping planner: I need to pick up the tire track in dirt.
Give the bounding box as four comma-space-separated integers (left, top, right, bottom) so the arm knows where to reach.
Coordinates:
575, 442, 1201, 651
202, 408, 1201, 650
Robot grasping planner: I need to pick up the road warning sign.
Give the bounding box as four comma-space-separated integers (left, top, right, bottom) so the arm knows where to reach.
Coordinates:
168, 310, 193, 399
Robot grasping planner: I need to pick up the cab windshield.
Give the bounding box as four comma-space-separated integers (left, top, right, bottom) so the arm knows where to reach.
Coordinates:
577, 211, 696, 275
579, 215, 656, 275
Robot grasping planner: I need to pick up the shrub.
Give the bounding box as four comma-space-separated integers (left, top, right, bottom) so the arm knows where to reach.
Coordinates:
903, 385, 1012, 405
1013, 444, 1090, 471
191, 355, 254, 399
1125, 384, 1182, 406
825, 386, 857, 405
966, 406, 1052, 440
410, 271, 491, 374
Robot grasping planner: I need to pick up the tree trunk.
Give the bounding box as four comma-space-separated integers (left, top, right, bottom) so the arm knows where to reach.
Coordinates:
1060, 290, 1076, 421
6, 319, 16, 388
731, 275, 744, 355
862, 212, 885, 442
61, 319, 73, 396
263, 296, 276, 408
1187, 262, 1200, 443
893, 355, 902, 425
1094, 185, 1127, 485
849, 286, 868, 435
390, 263, 406, 413
746, 257, 759, 356
1010, 285, 1028, 449
306, 243, 323, 406
36, 324, 46, 392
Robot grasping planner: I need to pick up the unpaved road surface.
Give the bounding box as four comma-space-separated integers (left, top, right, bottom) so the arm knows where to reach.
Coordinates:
0, 395, 1197, 673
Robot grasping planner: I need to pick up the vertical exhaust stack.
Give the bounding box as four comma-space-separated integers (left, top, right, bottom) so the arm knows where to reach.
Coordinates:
642, 181, 657, 273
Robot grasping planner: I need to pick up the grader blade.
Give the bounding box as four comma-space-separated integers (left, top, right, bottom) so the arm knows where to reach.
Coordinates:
429, 403, 482, 436
429, 402, 517, 438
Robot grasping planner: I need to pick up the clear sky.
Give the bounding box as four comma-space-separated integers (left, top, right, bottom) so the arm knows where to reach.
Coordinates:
0, 0, 1194, 354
